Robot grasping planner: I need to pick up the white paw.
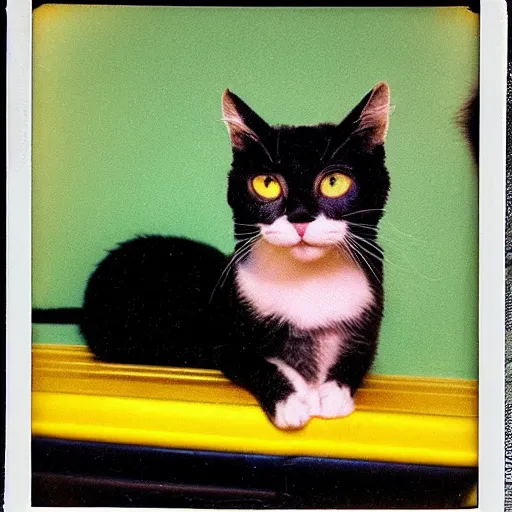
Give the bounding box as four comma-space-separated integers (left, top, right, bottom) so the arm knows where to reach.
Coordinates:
316, 381, 355, 419
273, 392, 312, 430
305, 388, 321, 417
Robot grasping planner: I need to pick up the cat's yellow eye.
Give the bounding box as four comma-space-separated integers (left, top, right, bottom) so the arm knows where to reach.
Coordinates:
251, 175, 282, 200
319, 172, 353, 198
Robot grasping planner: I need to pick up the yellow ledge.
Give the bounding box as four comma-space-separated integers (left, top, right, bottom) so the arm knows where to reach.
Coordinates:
32, 344, 478, 467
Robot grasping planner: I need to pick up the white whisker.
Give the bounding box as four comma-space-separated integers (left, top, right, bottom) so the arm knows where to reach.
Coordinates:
347, 232, 441, 283
345, 238, 382, 285
341, 208, 387, 218
346, 236, 384, 264
380, 218, 428, 243
320, 135, 333, 162
234, 222, 260, 227
234, 230, 261, 236
209, 234, 261, 303
336, 242, 359, 268
218, 242, 256, 290
345, 218, 429, 245
348, 232, 384, 255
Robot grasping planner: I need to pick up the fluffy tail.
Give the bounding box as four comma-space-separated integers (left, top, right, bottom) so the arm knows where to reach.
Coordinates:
32, 307, 83, 324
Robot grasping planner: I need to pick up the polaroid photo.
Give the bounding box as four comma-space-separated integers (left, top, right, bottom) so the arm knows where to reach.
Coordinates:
5, 1, 507, 510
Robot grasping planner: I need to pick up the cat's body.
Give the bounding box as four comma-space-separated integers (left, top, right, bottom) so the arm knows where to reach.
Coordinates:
219, 243, 383, 428
81, 83, 391, 429
81, 235, 229, 368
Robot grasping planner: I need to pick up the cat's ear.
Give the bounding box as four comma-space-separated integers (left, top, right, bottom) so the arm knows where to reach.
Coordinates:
222, 89, 272, 152
343, 82, 391, 146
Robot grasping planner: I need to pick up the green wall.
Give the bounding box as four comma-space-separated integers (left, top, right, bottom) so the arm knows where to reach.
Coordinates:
32, 5, 479, 379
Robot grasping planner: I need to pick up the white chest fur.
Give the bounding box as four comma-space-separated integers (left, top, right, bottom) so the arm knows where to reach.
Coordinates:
235, 242, 374, 330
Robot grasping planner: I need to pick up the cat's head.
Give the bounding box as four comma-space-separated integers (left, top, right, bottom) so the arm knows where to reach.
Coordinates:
222, 83, 391, 263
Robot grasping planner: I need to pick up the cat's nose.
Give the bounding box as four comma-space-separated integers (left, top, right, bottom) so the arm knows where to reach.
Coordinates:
292, 223, 309, 238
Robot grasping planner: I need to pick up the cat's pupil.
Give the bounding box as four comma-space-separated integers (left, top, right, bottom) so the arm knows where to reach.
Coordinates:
264, 176, 273, 188
329, 176, 337, 186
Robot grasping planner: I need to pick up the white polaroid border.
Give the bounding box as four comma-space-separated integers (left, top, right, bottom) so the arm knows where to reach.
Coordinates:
478, 0, 507, 510
4, 1, 507, 511
6, 0, 33, 509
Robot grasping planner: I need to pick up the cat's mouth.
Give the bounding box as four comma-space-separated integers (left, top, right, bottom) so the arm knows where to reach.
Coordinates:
295, 240, 333, 249
289, 240, 333, 262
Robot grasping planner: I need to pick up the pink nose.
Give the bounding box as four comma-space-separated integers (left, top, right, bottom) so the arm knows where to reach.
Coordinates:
293, 223, 309, 238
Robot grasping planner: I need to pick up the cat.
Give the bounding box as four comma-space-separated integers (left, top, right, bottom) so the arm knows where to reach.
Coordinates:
80, 82, 391, 429
457, 88, 479, 167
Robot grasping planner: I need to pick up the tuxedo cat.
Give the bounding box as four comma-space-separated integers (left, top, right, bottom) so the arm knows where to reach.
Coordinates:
80, 82, 391, 429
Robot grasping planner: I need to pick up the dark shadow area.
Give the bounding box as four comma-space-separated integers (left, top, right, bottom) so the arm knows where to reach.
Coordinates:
32, 437, 477, 509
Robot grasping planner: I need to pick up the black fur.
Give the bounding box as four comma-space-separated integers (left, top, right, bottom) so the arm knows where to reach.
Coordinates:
81, 236, 228, 368
81, 85, 390, 426
458, 89, 479, 166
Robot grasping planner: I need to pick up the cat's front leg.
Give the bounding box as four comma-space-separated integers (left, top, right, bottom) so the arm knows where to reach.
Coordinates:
315, 380, 355, 418
273, 391, 313, 429
314, 336, 378, 419
213, 347, 314, 429
266, 357, 321, 429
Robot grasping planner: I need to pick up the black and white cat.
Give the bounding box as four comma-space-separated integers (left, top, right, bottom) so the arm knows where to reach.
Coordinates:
80, 82, 391, 429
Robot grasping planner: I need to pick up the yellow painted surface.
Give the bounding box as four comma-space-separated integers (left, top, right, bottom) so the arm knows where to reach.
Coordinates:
32, 345, 478, 467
